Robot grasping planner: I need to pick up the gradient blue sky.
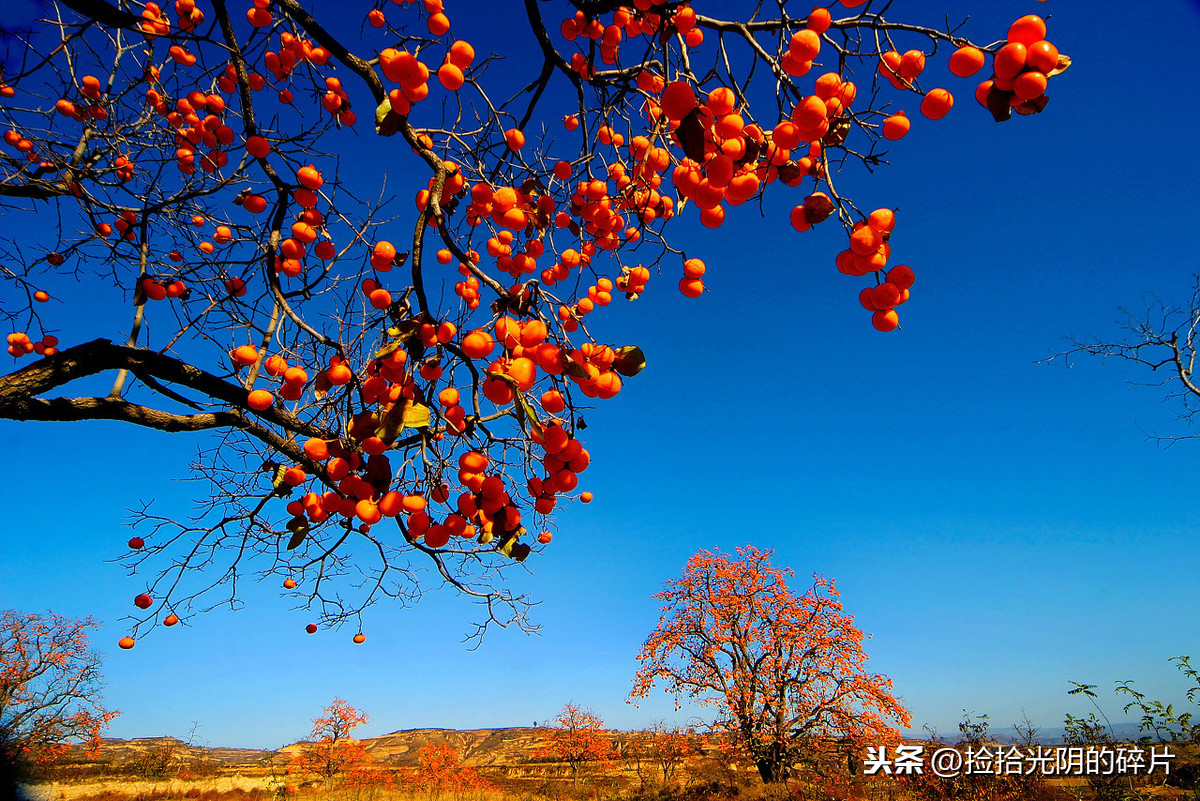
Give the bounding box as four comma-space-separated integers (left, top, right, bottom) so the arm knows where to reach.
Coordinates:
2, 1, 1200, 750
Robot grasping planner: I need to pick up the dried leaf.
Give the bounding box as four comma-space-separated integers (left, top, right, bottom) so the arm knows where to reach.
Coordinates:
500, 533, 530, 562
312, 372, 331, 401
375, 99, 399, 137
1013, 95, 1049, 116
375, 338, 404, 360
677, 109, 706, 163
563, 358, 590, 380
376, 399, 430, 442
803, 193, 835, 225
286, 528, 308, 551
612, 345, 646, 377
514, 391, 544, 441
1048, 54, 1071, 78
737, 136, 761, 168
986, 87, 1013, 122
270, 464, 291, 495
821, 117, 851, 148
776, 161, 802, 185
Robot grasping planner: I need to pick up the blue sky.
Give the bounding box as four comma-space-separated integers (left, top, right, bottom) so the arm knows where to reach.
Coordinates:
3, 0, 1200, 750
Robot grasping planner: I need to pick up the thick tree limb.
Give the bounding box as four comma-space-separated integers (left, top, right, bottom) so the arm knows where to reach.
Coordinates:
0, 339, 330, 451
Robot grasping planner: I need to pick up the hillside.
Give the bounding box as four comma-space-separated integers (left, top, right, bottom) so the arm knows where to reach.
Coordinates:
62, 726, 642, 776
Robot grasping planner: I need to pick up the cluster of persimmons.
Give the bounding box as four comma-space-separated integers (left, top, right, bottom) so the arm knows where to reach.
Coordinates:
0, 0, 1065, 640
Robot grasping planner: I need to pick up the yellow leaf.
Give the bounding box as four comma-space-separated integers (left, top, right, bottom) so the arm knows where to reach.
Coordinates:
375, 399, 430, 443
401, 401, 431, 429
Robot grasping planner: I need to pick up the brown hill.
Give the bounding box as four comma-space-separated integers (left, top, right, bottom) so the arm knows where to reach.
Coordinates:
64, 727, 650, 777
358, 727, 555, 767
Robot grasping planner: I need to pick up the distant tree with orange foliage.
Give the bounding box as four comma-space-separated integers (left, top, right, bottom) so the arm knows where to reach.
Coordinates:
627, 722, 698, 790
537, 704, 613, 785
289, 698, 384, 791
409, 742, 489, 796
630, 546, 910, 785
0, 610, 118, 776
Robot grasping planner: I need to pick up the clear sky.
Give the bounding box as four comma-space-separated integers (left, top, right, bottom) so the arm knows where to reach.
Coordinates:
2, 0, 1200, 750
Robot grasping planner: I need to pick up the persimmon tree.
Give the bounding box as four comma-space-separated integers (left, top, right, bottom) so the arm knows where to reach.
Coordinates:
289, 697, 373, 790
0, 611, 119, 775
0, 0, 1070, 640
630, 546, 909, 785
409, 742, 489, 795
627, 722, 696, 789
537, 703, 612, 785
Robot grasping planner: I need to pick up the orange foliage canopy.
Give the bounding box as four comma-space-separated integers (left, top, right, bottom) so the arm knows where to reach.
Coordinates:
630, 546, 909, 784
408, 742, 490, 793
288, 698, 383, 789
536, 703, 614, 783
0, 610, 119, 771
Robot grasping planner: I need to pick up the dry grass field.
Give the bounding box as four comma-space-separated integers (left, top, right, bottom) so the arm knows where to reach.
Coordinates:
20, 728, 1200, 801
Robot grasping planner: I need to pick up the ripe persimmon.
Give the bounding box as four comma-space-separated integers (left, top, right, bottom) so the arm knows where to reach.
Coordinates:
427, 12, 450, 36
949, 45, 985, 78
541, 389, 566, 413
660, 81, 696, 120
886, 264, 914, 289
849, 225, 882, 256
303, 438, 329, 461
247, 389, 274, 411
438, 63, 464, 90
305, 623, 318, 634
296, 164, 323, 190
789, 30, 821, 62
899, 50, 926, 81
371, 240, 396, 270
118, 636, 135, 649
1007, 14, 1046, 46
872, 309, 899, 332
993, 42, 1028, 81
1026, 40, 1060, 74
706, 87, 735, 116
807, 7, 831, 34
679, 278, 704, 298
920, 89, 953, 120
1014, 71, 1047, 101
449, 40, 475, 68
868, 208, 896, 234
232, 345, 259, 366
369, 287, 392, 309
461, 329, 495, 358
245, 135, 270, 158
882, 112, 910, 140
